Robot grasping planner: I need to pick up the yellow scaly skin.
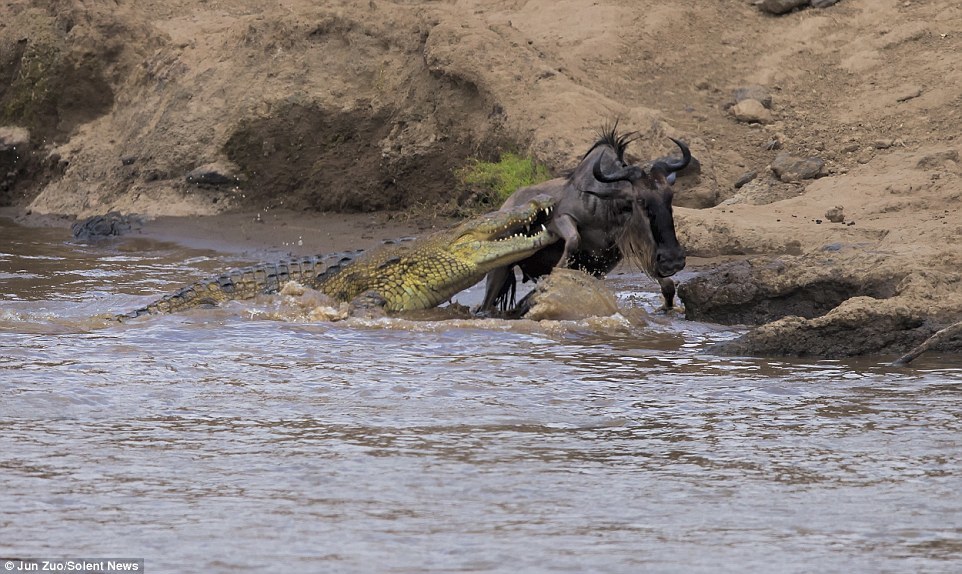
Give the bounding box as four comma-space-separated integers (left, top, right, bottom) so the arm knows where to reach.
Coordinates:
118, 196, 556, 318
319, 196, 556, 310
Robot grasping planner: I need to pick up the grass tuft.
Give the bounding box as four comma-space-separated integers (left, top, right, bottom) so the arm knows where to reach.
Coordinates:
456, 153, 551, 206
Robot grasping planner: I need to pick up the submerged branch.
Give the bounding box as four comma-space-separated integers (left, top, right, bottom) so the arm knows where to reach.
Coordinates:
892, 320, 962, 366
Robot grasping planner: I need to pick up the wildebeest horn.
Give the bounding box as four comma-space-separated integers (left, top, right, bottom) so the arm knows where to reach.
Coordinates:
592, 155, 644, 183
653, 137, 691, 173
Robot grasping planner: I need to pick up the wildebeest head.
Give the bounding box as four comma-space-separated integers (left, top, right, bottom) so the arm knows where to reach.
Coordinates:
576, 132, 691, 280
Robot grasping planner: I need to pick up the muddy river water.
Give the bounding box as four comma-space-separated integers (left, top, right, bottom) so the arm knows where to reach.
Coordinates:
1, 217, 961, 573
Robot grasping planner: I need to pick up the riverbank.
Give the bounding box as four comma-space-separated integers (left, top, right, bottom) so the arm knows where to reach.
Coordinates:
2, 0, 961, 358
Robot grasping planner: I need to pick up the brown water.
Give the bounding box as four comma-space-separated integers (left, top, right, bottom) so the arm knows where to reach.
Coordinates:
2, 217, 961, 573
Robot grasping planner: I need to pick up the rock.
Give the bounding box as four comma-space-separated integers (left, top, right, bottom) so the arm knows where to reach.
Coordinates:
732, 85, 773, 109
759, 0, 810, 15
679, 254, 903, 326
71, 212, 144, 241
734, 171, 757, 189
811, 0, 841, 7
679, 260, 761, 324
679, 254, 962, 358
0, 126, 30, 151
523, 268, 620, 321
825, 205, 845, 223
730, 99, 774, 124
916, 149, 960, 170
895, 87, 923, 102
770, 152, 825, 182
721, 177, 801, 206
712, 298, 928, 358
677, 257, 900, 326
186, 162, 240, 186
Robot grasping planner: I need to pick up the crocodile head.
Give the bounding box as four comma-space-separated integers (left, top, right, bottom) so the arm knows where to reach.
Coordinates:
322, 195, 558, 311
445, 194, 558, 272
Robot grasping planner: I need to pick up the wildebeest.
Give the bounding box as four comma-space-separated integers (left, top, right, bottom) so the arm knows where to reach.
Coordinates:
479, 124, 691, 314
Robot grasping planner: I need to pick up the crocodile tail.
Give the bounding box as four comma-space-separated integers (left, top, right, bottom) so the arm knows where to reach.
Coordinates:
116, 254, 359, 320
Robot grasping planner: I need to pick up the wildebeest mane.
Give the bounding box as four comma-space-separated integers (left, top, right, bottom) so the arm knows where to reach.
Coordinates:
562, 121, 639, 181
584, 121, 638, 161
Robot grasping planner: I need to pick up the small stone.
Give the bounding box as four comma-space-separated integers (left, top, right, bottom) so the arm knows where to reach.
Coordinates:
916, 149, 960, 170
734, 171, 758, 189
771, 153, 825, 182
825, 205, 845, 223
896, 87, 923, 102
732, 85, 773, 109
763, 139, 780, 151
759, 0, 809, 15
121, 155, 137, 166
731, 99, 774, 124
722, 177, 802, 206
811, 0, 840, 7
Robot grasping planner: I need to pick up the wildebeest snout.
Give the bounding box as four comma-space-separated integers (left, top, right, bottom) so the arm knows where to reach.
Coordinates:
655, 246, 686, 277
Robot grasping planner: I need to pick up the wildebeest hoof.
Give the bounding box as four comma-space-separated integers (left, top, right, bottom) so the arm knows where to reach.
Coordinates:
657, 303, 684, 316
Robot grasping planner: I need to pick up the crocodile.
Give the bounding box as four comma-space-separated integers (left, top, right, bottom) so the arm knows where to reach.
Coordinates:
118, 196, 557, 319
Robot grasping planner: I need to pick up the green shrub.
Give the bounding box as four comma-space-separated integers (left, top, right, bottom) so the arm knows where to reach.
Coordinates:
456, 153, 551, 206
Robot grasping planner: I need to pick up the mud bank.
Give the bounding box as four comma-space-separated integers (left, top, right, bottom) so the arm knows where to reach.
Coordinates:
3, 0, 961, 359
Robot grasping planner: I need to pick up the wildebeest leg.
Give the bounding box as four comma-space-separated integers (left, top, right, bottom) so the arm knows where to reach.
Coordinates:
657, 277, 676, 312
553, 214, 581, 267
480, 265, 516, 314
